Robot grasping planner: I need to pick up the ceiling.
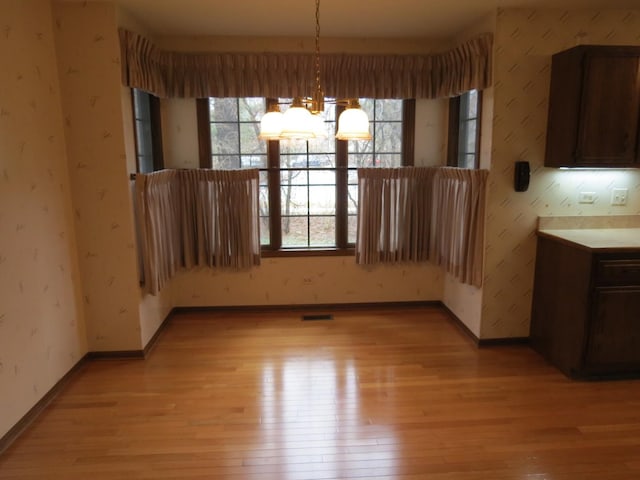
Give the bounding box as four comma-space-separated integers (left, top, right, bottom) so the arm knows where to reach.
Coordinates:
66, 0, 640, 38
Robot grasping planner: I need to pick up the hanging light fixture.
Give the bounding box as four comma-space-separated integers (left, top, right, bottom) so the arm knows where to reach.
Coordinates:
259, 0, 371, 141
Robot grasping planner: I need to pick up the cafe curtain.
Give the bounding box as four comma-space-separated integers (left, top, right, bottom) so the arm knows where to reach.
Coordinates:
429, 167, 488, 287
356, 167, 435, 264
356, 167, 487, 287
118, 29, 492, 99
135, 169, 261, 295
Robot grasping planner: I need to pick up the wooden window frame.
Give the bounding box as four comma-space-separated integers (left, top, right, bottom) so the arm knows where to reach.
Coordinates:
131, 89, 164, 173
447, 90, 482, 169
197, 97, 415, 257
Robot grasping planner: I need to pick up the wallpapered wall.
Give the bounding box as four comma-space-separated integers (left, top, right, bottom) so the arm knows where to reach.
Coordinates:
481, 8, 640, 338
53, 2, 143, 351
0, 0, 87, 438
170, 257, 443, 307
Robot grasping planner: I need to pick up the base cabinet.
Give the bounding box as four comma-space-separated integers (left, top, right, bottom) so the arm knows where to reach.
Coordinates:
587, 287, 640, 372
530, 236, 640, 378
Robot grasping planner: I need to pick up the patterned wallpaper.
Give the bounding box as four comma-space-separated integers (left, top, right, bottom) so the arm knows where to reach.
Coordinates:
481, 9, 640, 338
53, 2, 143, 351
171, 257, 444, 307
0, 0, 87, 438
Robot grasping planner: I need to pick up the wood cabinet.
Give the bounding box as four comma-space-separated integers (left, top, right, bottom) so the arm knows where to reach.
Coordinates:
530, 235, 640, 378
545, 45, 640, 168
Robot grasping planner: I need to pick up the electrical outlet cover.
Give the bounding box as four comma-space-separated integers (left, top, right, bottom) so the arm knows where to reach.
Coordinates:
611, 188, 628, 206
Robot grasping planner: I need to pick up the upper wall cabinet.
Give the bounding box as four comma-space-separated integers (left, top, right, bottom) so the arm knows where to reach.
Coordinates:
545, 45, 640, 168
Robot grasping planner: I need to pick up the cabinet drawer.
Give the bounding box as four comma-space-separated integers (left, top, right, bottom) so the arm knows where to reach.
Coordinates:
596, 259, 640, 286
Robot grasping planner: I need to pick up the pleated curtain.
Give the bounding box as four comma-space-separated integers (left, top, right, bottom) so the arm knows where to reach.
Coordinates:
356, 167, 435, 264
429, 168, 488, 287
134, 169, 261, 295
356, 167, 487, 287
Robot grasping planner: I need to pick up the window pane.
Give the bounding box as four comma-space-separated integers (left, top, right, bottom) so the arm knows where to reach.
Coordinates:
465, 121, 477, 154
211, 123, 238, 155
280, 140, 307, 155
208, 97, 265, 169
135, 119, 151, 157
240, 123, 263, 154
466, 90, 478, 118
209, 98, 238, 121
308, 134, 335, 154
308, 154, 333, 168
375, 153, 402, 168
348, 215, 357, 244
348, 139, 374, 157
348, 152, 374, 168
348, 169, 358, 184
458, 121, 469, 155
309, 216, 335, 247
281, 169, 307, 186
259, 172, 270, 242
259, 185, 269, 216
458, 120, 477, 156
308, 169, 334, 186
374, 123, 402, 152
239, 98, 265, 122
458, 153, 476, 169
260, 217, 270, 245
280, 154, 305, 168
133, 89, 151, 121
241, 154, 266, 169
282, 216, 308, 247
347, 185, 358, 215
323, 99, 337, 122
138, 155, 154, 174
132, 89, 157, 173
359, 98, 375, 118
375, 99, 403, 121
309, 186, 335, 215
283, 186, 309, 215
211, 155, 240, 169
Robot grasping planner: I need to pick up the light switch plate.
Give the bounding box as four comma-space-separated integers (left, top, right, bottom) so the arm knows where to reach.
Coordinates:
578, 192, 596, 204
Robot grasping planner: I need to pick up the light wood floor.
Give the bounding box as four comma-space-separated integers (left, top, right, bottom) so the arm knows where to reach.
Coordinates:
2, 307, 640, 479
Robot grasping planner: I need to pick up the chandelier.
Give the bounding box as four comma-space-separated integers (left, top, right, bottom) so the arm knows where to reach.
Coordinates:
258, 0, 371, 141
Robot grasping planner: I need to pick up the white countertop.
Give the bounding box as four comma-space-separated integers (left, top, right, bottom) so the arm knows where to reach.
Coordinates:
538, 228, 640, 251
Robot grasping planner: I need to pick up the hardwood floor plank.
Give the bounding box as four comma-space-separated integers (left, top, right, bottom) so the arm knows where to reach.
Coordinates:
1, 307, 640, 479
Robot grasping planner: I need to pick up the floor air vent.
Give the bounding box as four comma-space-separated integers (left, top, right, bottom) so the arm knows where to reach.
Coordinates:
302, 314, 333, 321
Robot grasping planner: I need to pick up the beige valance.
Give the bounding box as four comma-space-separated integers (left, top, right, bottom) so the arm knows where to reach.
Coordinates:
119, 29, 492, 99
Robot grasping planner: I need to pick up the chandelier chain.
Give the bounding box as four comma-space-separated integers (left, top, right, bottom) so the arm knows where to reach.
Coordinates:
258, 0, 370, 140
314, 0, 321, 97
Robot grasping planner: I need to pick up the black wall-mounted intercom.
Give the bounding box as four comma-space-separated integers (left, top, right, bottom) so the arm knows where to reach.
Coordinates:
514, 161, 530, 192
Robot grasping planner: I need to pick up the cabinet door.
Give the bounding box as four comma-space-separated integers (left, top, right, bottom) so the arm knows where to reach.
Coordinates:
585, 287, 640, 372
576, 51, 640, 165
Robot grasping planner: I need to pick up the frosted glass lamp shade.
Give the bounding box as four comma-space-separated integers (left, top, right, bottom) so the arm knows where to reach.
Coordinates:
336, 106, 371, 140
281, 105, 315, 140
258, 110, 284, 140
